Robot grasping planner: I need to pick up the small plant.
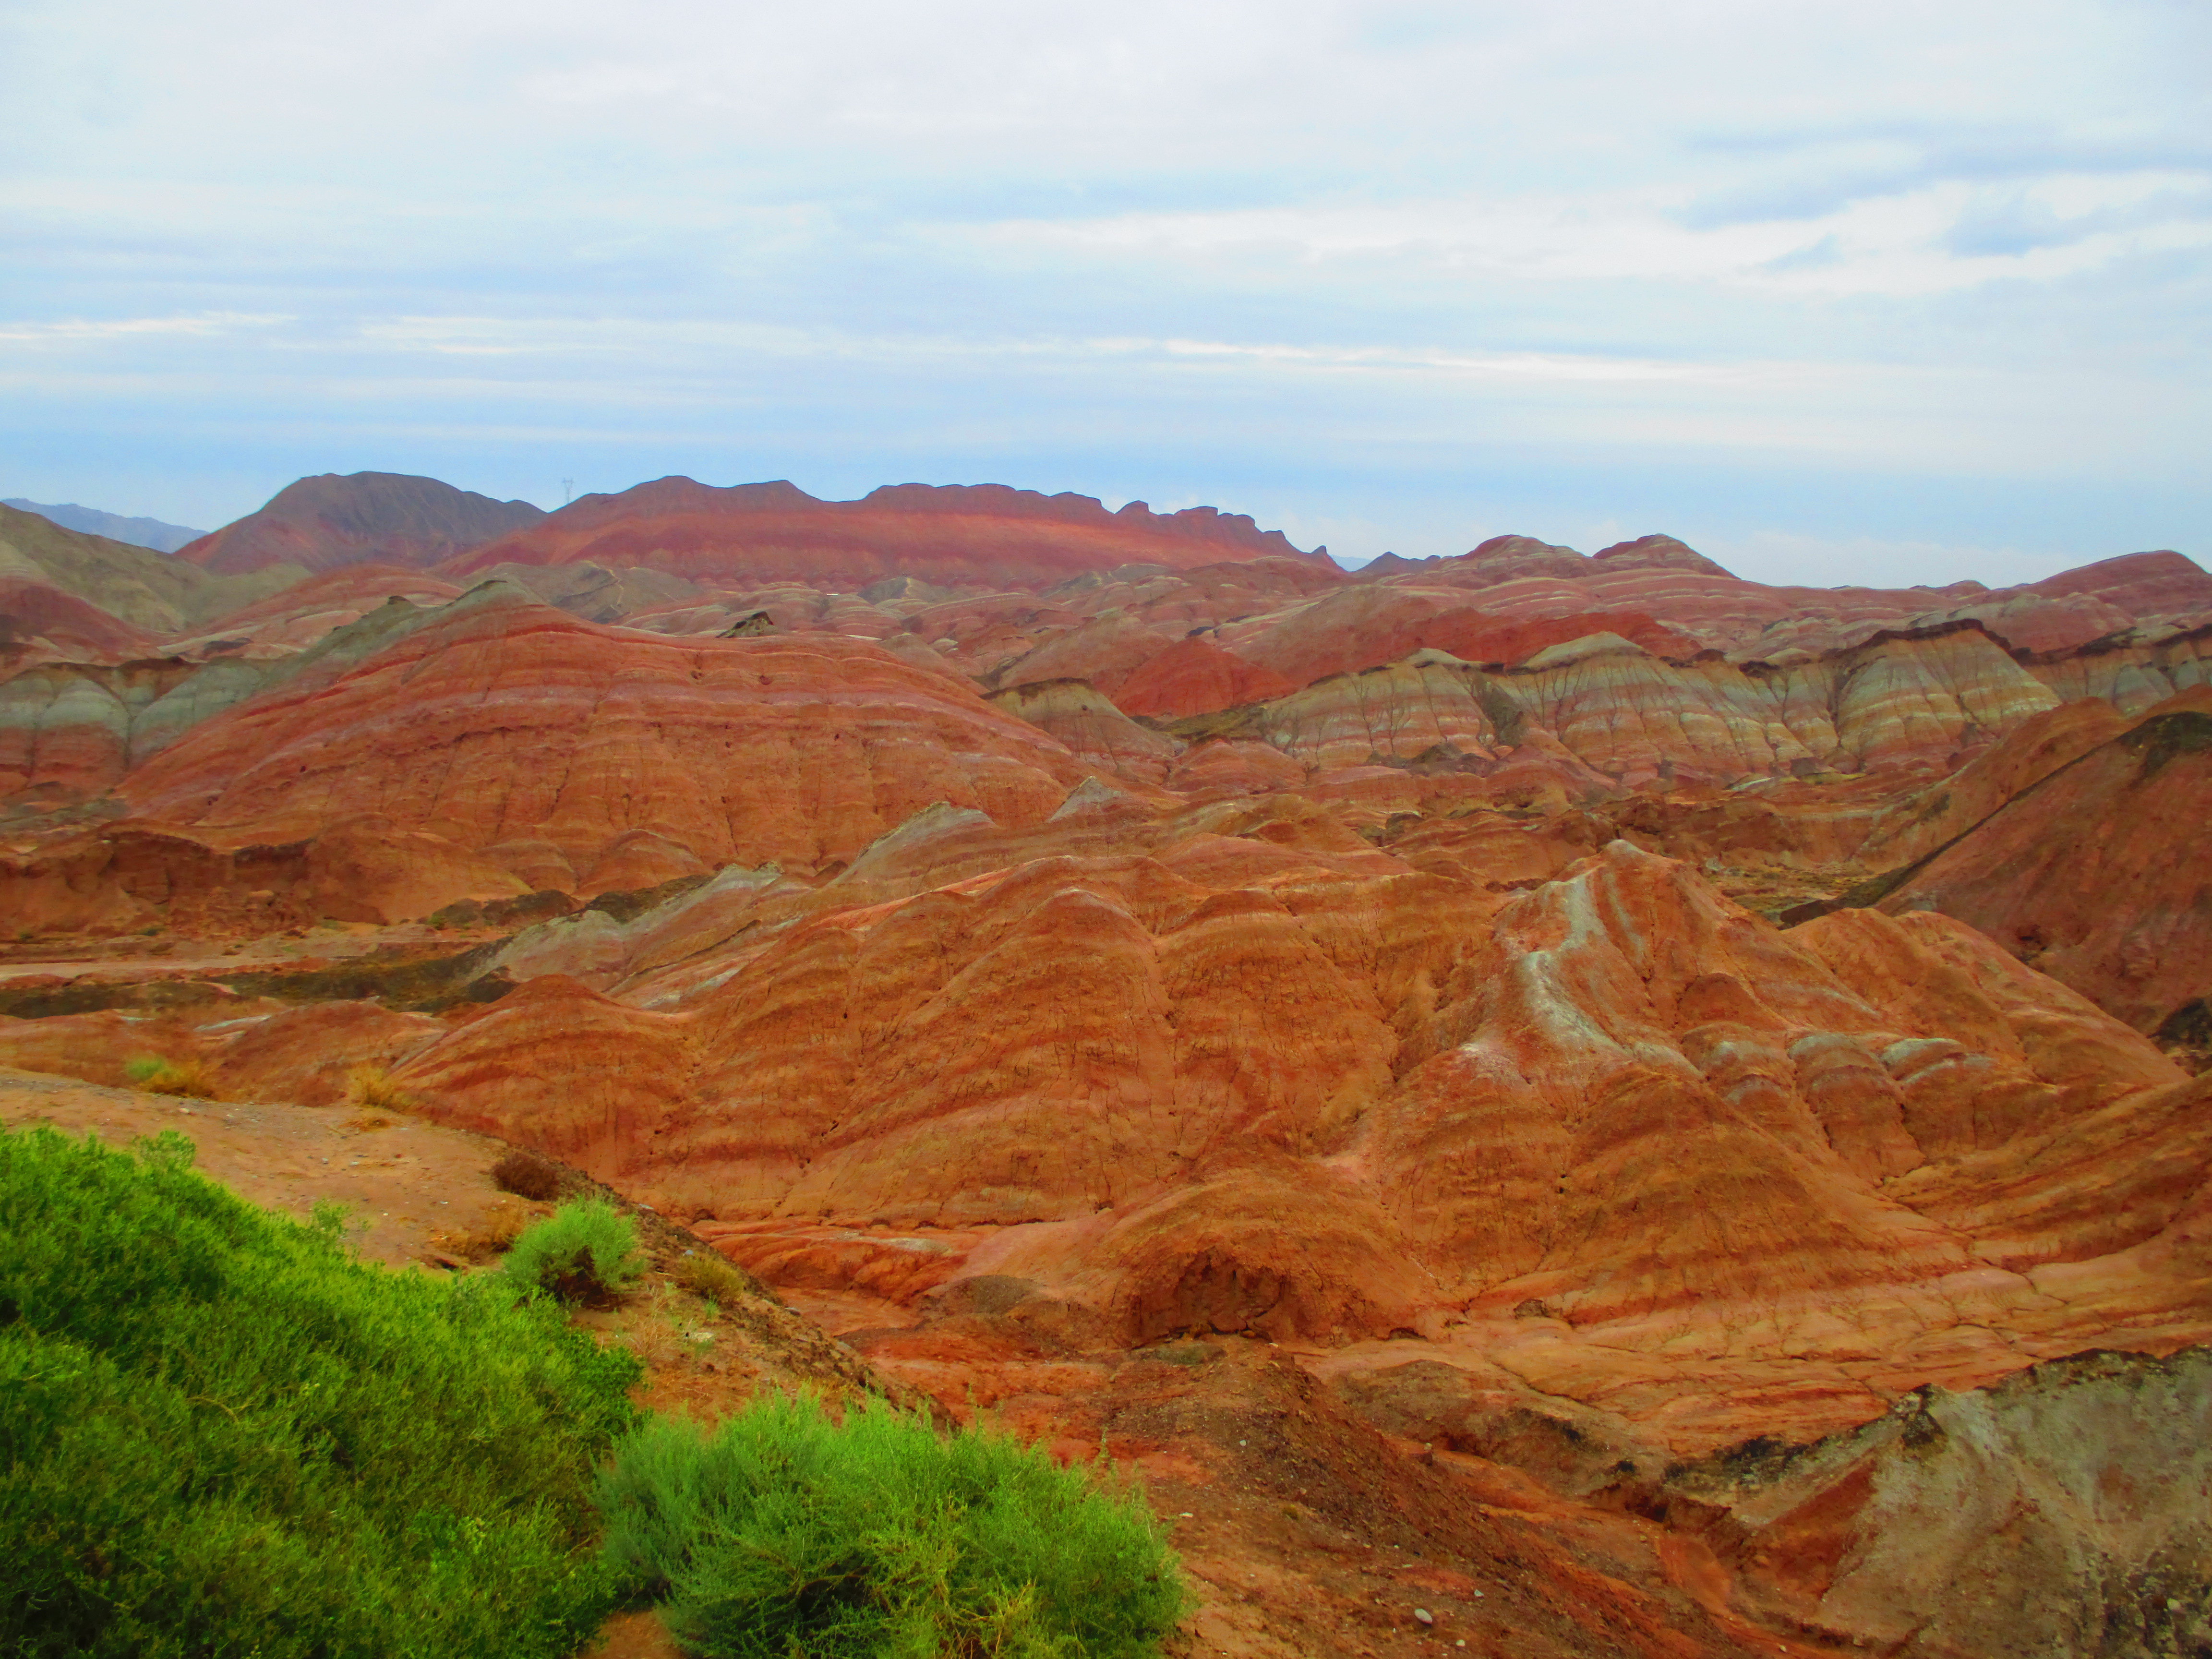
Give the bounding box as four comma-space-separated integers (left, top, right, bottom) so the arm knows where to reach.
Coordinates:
670, 1249, 759, 1306
503, 1199, 646, 1304
491, 1145, 566, 1202
436, 1199, 534, 1263
599, 1394, 1187, 1658
123, 1054, 220, 1100
343, 1063, 413, 1112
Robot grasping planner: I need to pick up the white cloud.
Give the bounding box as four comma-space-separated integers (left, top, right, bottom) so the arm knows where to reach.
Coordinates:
0, 313, 290, 343
0, 0, 2204, 564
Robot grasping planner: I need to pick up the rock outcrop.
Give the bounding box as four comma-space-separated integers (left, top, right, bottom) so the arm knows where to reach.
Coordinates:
165, 564, 469, 656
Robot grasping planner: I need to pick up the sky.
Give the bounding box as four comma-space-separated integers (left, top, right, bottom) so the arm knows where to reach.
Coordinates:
2, 0, 2207, 584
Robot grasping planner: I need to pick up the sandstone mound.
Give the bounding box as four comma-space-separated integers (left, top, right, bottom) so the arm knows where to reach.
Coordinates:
177, 471, 544, 575
1349, 534, 2212, 664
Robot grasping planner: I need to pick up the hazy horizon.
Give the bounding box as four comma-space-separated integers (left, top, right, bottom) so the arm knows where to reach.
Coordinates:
6, 0, 2205, 589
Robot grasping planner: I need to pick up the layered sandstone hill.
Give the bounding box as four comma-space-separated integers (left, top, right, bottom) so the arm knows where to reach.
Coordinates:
0, 578, 163, 664
161, 564, 470, 657
118, 583, 1091, 881
1340, 535, 2212, 661
0, 584, 501, 805
0, 501, 293, 634
1866, 690, 2212, 1038
1184, 620, 2062, 786
176, 471, 544, 576
439, 477, 1333, 591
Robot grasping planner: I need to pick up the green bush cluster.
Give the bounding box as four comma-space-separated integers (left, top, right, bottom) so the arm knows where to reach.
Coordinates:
2, 1130, 1188, 1658
599, 1394, 1187, 1659
501, 1197, 648, 1304
0, 1126, 641, 1659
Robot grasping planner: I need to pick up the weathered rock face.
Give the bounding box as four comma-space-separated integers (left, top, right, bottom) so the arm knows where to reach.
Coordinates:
1660, 1347, 2212, 1657
1590, 532, 1736, 578
0, 659, 214, 802
396, 819, 1469, 1227
442, 477, 1332, 591
28, 505, 2167, 846
1875, 696, 2212, 1036
988, 611, 1180, 698
460, 560, 703, 625
1366, 847, 2195, 1346
176, 472, 544, 576
1856, 697, 2134, 869
0, 588, 511, 805
119, 587, 1090, 878
0, 812, 538, 934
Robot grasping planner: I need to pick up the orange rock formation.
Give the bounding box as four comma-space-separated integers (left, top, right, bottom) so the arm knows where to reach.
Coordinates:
7, 476, 2212, 1655
443, 478, 1332, 591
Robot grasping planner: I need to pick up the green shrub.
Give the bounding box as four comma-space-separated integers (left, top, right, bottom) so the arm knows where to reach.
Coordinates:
0, 1125, 642, 1659
503, 1198, 647, 1304
669, 1249, 760, 1306
598, 1395, 1187, 1659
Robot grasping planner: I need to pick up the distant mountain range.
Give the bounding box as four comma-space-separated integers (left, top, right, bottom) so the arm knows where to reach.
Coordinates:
3, 498, 207, 553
